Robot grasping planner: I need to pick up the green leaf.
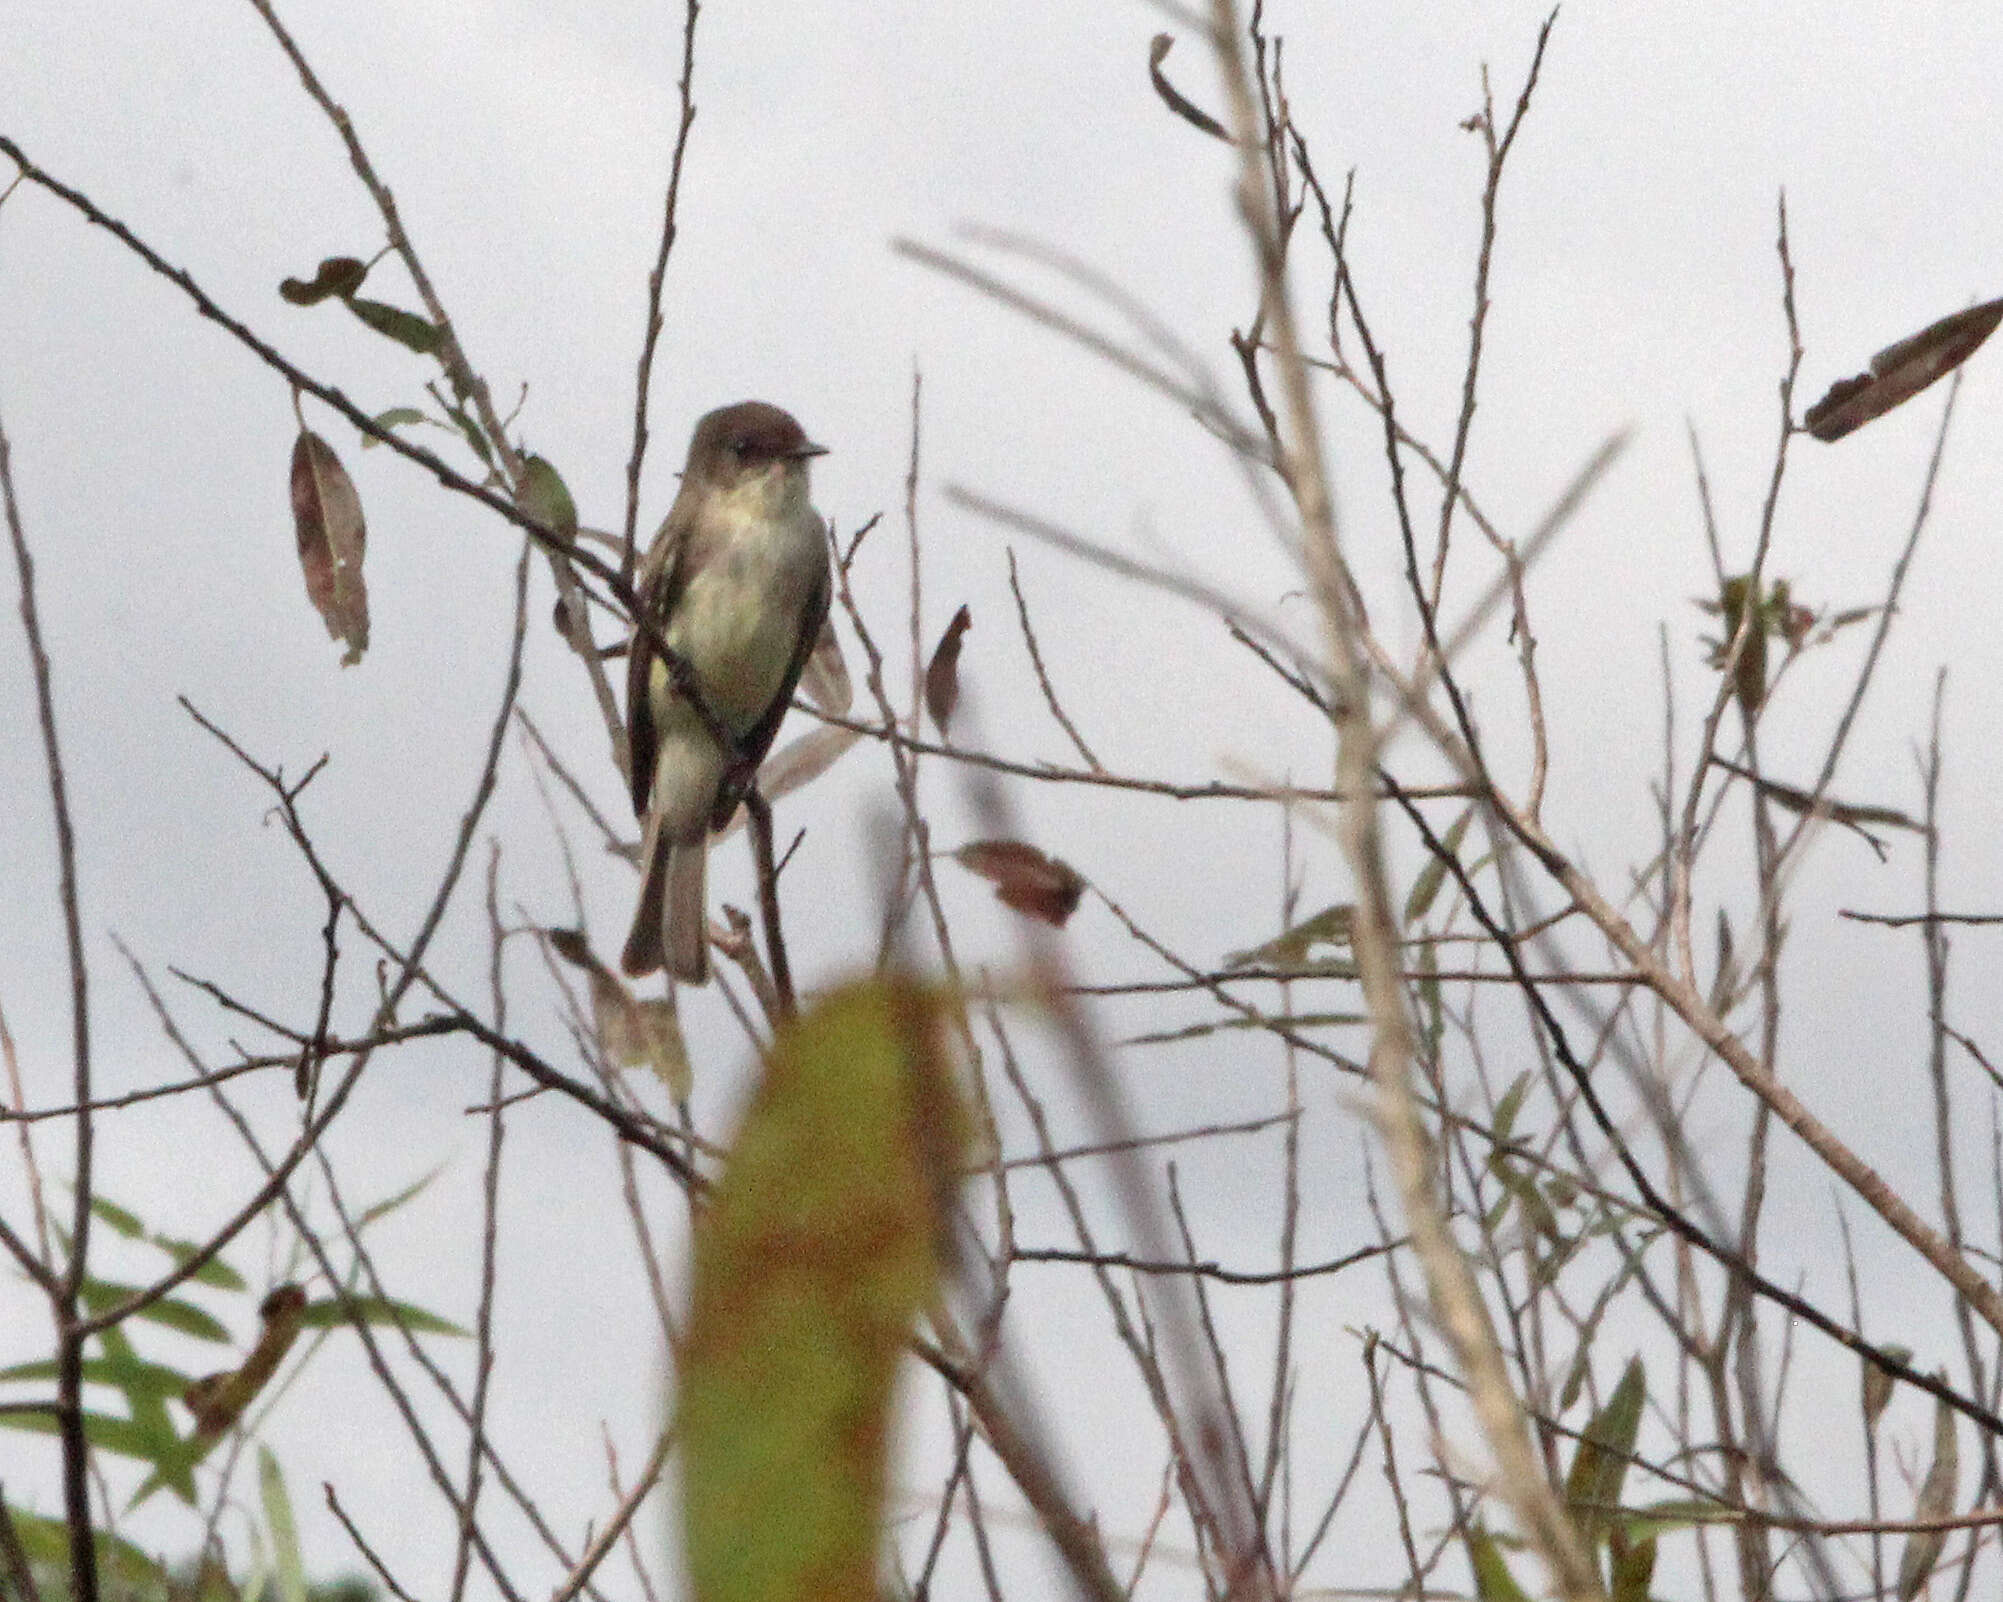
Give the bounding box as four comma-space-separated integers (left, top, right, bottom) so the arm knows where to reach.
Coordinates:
150, 1234, 248, 1291
680, 979, 966, 1602
1118, 1011, 1367, 1048
1406, 805, 1474, 923
1491, 1071, 1531, 1143
296, 1296, 468, 1338
345, 297, 444, 356
1223, 903, 1354, 971
8, 1508, 168, 1594
442, 398, 493, 467
1416, 941, 1443, 1057
519, 454, 579, 541
1565, 1356, 1646, 1548
260, 1445, 308, 1602
1, 1404, 199, 1492
361, 406, 428, 447
1466, 1523, 1533, 1602
77, 1279, 232, 1342
89, 1195, 146, 1238
0, 1352, 195, 1399
1609, 1529, 1657, 1602
356, 1165, 446, 1232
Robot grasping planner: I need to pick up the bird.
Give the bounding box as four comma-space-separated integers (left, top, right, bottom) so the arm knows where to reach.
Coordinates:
620, 401, 831, 982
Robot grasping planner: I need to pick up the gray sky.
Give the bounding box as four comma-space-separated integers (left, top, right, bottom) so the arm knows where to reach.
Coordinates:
6, 4, 2003, 1597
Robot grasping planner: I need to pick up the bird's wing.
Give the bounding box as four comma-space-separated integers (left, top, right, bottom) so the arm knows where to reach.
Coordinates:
708, 528, 833, 831
625, 490, 700, 817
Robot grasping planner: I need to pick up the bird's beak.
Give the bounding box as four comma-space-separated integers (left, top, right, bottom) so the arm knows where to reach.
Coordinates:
790, 440, 829, 460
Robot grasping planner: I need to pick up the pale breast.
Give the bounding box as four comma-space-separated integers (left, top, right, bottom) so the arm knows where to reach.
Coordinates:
662, 505, 824, 732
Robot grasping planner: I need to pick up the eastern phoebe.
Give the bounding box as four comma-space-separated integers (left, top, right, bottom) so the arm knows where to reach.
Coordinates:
620, 401, 832, 982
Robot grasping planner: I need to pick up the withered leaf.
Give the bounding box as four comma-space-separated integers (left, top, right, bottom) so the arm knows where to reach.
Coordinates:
279, 256, 368, 306
547, 927, 691, 1099
182, 1284, 308, 1441
1804, 296, 2003, 442
1149, 34, 1230, 142
290, 429, 369, 665
799, 615, 853, 715
1861, 1343, 1912, 1436
345, 296, 445, 356
1896, 1383, 1958, 1600
924, 604, 972, 734
955, 839, 1085, 927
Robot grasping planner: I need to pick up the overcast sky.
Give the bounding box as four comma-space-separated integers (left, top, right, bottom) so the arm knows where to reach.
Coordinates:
7, 5, 2003, 1598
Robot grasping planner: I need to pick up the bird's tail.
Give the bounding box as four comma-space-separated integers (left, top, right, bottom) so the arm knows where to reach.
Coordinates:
663, 836, 709, 983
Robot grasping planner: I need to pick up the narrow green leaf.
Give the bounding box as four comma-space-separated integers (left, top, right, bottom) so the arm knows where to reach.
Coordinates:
356, 1165, 446, 1231
296, 1296, 468, 1338
1565, 1356, 1646, 1548
150, 1235, 248, 1291
1417, 940, 1443, 1056
89, 1195, 146, 1238
442, 399, 493, 467
1223, 903, 1354, 971
345, 297, 443, 355
77, 1280, 232, 1342
1898, 1386, 1958, 1600
1406, 804, 1474, 923
361, 406, 428, 447
1466, 1523, 1533, 1602
1492, 1071, 1531, 1143
260, 1445, 308, 1602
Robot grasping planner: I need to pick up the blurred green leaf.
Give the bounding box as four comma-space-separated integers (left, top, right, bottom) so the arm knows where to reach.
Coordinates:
1466, 1523, 1532, 1602
361, 406, 428, 446
1862, 1344, 1912, 1435
356, 1166, 446, 1232
1224, 903, 1354, 971
149, 1236, 248, 1292
1405, 805, 1473, 923
0, 1354, 190, 1396
519, 454, 579, 541
1898, 1385, 1958, 1600
77, 1280, 232, 1343
89, 1196, 146, 1238
1609, 1528, 1656, 1602
680, 979, 965, 1602
261, 1446, 308, 1602
296, 1296, 468, 1338
441, 398, 493, 467
1565, 1355, 1645, 1549
1491, 1071, 1531, 1143
345, 297, 443, 355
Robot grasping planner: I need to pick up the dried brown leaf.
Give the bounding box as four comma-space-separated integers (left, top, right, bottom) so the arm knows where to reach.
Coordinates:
955, 839, 1085, 928
278, 256, 368, 306
799, 615, 853, 714
290, 429, 369, 665
1804, 296, 2003, 442
183, 1284, 307, 1441
924, 604, 972, 734
547, 927, 691, 1098
1148, 34, 1230, 142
